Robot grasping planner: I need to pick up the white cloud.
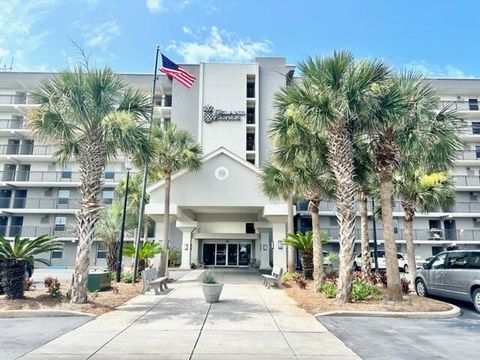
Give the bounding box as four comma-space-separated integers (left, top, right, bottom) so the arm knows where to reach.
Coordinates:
0, 0, 59, 69
85, 19, 120, 50
404, 60, 473, 79
167, 26, 273, 63
146, 0, 190, 13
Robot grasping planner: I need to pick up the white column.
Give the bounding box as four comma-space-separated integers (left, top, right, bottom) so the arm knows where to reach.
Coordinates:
153, 221, 164, 269
179, 226, 195, 270
272, 222, 287, 271
258, 229, 272, 270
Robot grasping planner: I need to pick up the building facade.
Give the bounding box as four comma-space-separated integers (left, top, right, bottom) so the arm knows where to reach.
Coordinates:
1, 59, 480, 269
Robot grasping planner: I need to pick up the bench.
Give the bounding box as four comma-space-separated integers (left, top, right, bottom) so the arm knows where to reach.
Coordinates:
262, 267, 283, 289
141, 268, 168, 295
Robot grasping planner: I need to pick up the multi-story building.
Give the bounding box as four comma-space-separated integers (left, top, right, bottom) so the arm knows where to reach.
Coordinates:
1, 59, 480, 270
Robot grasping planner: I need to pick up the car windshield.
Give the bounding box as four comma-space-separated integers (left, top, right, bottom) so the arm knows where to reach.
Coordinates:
372, 251, 385, 258
415, 255, 424, 260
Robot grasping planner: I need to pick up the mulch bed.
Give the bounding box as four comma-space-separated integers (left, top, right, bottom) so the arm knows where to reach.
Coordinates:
284, 280, 452, 314
0, 281, 141, 316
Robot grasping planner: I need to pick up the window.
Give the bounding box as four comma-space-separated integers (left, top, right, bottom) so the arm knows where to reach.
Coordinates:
329, 217, 338, 227
246, 133, 255, 151
51, 250, 63, 259
245, 223, 255, 234
469, 98, 479, 111
105, 165, 115, 180
470, 192, 478, 201
103, 190, 114, 204
397, 253, 405, 260
476, 145, 480, 159
473, 122, 480, 135
372, 251, 385, 258
58, 190, 70, 205
431, 253, 446, 269
446, 252, 469, 269
393, 219, 399, 234
96, 243, 107, 259
61, 166, 72, 179
54, 216, 66, 232
474, 218, 480, 229
468, 253, 480, 269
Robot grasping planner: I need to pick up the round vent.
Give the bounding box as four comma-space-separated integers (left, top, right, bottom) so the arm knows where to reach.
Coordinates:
215, 167, 229, 181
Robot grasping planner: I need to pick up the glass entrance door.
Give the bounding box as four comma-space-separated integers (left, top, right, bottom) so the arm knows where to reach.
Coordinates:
203, 244, 215, 266
238, 243, 251, 266
228, 243, 238, 266
216, 244, 226, 266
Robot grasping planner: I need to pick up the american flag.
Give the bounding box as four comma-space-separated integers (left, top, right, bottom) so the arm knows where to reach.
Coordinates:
160, 54, 196, 89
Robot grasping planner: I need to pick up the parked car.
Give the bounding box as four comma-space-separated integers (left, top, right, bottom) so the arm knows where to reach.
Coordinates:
415, 250, 480, 313
354, 251, 411, 272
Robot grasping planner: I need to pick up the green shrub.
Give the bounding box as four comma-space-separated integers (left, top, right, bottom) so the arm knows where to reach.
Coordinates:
318, 282, 337, 298
44, 277, 62, 299
351, 278, 381, 301
121, 272, 134, 283
281, 272, 298, 282
202, 271, 216, 284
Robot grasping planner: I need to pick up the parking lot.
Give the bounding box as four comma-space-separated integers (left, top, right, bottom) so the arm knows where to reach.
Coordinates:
318, 299, 480, 360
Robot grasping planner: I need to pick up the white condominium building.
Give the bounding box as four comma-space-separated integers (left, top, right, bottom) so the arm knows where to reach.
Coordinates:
0, 59, 479, 270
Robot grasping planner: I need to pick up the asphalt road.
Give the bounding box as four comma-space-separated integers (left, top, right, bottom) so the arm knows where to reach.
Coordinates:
317, 299, 480, 360
0, 316, 92, 360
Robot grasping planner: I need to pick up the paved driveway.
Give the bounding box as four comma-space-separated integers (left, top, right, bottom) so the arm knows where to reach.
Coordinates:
318, 298, 480, 360
20, 269, 359, 359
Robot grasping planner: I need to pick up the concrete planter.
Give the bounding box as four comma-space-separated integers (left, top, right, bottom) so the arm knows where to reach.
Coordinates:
202, 283, 224, 303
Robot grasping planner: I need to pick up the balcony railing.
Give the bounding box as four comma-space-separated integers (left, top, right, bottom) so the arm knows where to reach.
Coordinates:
0, 197, 113, 210
0, 94, 27, 105
303, 227, 480, 242
453, 175, 480, 187
457, 150, 480, 160
0, 118, 25, 129
0, 170, 128, 183
0, 144, 56, 156
441, 100, 479, 111
0, 225, 75, 238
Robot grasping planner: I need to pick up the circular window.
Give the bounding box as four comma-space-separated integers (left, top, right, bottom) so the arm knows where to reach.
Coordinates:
215, 167, 229, 181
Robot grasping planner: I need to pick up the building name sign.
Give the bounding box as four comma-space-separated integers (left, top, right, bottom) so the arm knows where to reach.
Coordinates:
203, 104, 245, 124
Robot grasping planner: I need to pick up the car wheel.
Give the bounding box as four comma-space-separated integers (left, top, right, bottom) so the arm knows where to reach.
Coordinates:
353, 262, 358, 271
403, 264, 408, 273
416, 279, 428, 297
473, 288, 480, 313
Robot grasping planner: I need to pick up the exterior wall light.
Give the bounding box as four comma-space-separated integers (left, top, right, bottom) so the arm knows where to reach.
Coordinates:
278, 241, 283, 250
263, 244, 268, 251
184, 243, 189, 251
270, 242, 274, 249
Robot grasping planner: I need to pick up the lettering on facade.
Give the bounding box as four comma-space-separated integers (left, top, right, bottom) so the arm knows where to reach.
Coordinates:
203, 104, 245, 123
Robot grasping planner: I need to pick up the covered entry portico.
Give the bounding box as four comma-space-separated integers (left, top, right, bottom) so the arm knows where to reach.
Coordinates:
145, 148, 292, 271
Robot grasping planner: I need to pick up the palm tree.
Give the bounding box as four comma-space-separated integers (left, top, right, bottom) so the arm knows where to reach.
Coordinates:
276, 52, 391, 302
283, 230, 329, 280
28, 66, 152, 303
123, 241, 163, 273
259, 161, 297, 273
394, 169, 455, 286
0, 235, 62, 299
96, 201, 135, 272
148, 124, 201, 277
269, 111, 334, 288
368, 74, 464, 301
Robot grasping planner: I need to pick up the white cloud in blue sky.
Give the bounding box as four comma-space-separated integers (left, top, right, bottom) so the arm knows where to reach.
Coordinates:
167, 26, 272, 63
85, 19, 121, 50
403, 60, 473, 79
146, 0, 191, 13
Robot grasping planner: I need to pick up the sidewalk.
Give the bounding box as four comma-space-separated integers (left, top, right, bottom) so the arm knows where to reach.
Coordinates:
21, 269, 359, 359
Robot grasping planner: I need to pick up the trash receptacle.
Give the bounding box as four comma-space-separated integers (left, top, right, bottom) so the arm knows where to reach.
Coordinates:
87, 272, 111, 292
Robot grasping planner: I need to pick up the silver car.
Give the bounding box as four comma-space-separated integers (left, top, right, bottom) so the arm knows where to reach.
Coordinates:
415, 250, 480, 313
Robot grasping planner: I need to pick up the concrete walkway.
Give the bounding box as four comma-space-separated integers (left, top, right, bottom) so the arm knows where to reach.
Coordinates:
21, 269, 359, 360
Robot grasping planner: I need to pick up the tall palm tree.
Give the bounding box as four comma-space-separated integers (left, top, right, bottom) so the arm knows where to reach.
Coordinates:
277, 52, 391, 302
394, 169, 455, 286
148, 124, 201, 277
28, 66, 152, 303
269, 111, 335, 289
368, 74, 464, 301
259, 162, 297, 273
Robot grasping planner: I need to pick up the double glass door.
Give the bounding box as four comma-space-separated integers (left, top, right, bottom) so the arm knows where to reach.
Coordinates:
203, 242, 251, 267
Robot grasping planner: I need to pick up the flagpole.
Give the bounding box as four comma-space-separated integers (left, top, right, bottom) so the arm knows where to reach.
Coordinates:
132, 45, 160, 283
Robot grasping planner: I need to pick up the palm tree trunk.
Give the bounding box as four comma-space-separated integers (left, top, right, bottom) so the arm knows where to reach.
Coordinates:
327, 125, 356, 303
71, 141, 106, 304
287, 194, 295, 273
403, 206, 416, 290
310, 200, 325, 289
158, 173, 171, 277
106, 241, 118, 272
379, 177, 403, 301
359, 192, 371, 274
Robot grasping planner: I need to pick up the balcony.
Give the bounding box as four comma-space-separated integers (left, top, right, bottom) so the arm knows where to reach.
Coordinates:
0, 118, 25, 130
0, 197, 112, 210
0, 144, 56, 156
456, 150, 480, 160
0, 225, 75, 238
441, 100, 480, 111
0, 94, 27, 105
0, 170, 129, 184
453, 175, 480, 187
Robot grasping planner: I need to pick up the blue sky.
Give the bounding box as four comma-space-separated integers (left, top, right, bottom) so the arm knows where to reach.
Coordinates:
0, 0, 479, 77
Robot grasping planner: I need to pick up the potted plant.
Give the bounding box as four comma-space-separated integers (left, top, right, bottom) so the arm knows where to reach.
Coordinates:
201, 271, 223, 303
0, 235, 63, 299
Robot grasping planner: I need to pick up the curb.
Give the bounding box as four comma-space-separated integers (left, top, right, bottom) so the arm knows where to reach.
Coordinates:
0, 309, 95, 318
314, 304, 461, 319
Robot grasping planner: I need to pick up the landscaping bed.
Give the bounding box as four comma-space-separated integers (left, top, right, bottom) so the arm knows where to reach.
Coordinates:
0, 281, 141, 316
284, 279, 453, 314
